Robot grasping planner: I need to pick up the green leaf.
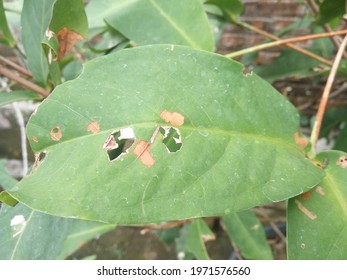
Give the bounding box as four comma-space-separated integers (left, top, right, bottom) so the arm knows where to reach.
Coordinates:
223, 210, 273, 260
316, 0, 345, 25
176, 219, 214, 260
0, 91, 42, 107
0, 160, 18, 190
334, 122, 347, 152
320, 105, 347, 138
0, 203, 115, 259
10, 45, 324, 224
0, 0, 16, 46
86, 0, 214, 51
206, 0, 243, 22
50, 0, 88, 38
287, 150, 347, 259
21, 0, 56, 85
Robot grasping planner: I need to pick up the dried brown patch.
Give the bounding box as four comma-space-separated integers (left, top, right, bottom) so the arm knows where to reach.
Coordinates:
202, 234, 215, 242
299, 189, 314, 200
86, 120, 100, 134
50, 126, 62, 141
134, 141, 155, 168
315, 186, 325, 196
295, 199, 317, 220
32, 136, 39, 143
336, 156, 347, 168
57, 27, 83, 59
294, 132, 308, 149
160, 110, 184, 126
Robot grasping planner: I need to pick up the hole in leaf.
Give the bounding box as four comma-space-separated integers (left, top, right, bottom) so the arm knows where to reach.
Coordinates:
159, 126, 182, 153
33, 151, 47, 170
103, 128, 135, 161
336, 156, 347, 168
50, 125, 62, 141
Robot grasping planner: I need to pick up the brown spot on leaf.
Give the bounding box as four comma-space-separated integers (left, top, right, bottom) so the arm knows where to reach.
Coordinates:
294, 132, 308, 149
133, 141, 155, 168
32, 136, 39, 143
86, 120, 100, 134
50, 126, 62, 141
315, 186, 325, 196
160, 110, 184, 126
202, 234, 215, 242
295, 199, 317, 220
57, 27, 83, 59
299, 189, 314, 200
336, 156, 347, 168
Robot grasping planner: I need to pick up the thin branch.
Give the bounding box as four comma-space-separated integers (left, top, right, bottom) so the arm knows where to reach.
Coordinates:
238, 21, 333, 66
0, 55, 32, 77
310, 34, 347, 152
0, 65, 49, 98
225, 29, 347, 59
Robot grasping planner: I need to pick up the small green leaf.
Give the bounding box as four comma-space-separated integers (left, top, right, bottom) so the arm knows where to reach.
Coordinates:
287, 150, 347, 259
86, 0, 214, 51
10, 45, 324, 224
223, 210, 273, 260
21, 0, 56, 85
176, 219, 214, 260
0, 91, 42, 107
0, 203, 115, 260
0, 0, 16, 46
50, 0, 88, 38
316, 0, 345, 25
0, 192, 18, 206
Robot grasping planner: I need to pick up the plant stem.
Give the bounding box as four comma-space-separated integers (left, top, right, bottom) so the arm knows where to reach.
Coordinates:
0, 65, 49, 98
0, 55, 32, 77
237, 21, 333, 66
225, 29, 347, 59
309, 34, 347, 154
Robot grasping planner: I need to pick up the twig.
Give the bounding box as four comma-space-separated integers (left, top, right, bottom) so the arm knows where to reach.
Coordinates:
0, 65, 49, 97
306, 0, 347, 59
238, 21, 333, 66
309, 33, 347, 152
12, 102, 28, 177
225, 29, 347, 59
0, 55, 32, 77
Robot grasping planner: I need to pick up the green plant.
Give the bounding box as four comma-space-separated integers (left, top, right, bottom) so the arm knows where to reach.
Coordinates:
0, 0, 346, 260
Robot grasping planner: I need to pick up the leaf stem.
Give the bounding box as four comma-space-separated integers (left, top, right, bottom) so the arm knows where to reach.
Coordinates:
0, 55, 32, 77
309, 34, 347, 155
0, 65, 49, 98
225, 29, 347, 60
237, 21, 333, 66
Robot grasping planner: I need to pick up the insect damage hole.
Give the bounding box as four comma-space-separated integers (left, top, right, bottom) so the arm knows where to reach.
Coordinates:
103, 128, 135, 161
160, 126, 183, 153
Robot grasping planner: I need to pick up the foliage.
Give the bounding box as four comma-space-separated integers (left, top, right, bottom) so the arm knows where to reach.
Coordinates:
0, 0, 346, 260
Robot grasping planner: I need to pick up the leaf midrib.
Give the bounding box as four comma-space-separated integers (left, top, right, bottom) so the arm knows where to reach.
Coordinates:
30, 121, 300, 153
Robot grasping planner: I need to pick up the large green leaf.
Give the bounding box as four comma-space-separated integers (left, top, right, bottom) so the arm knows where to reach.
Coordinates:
8, 45, 323, 224
21, 0, 56, 85
86, 0, 214, 51
287, 150, 347, 259
223, 210, 273, 260
316, 0, 345, 25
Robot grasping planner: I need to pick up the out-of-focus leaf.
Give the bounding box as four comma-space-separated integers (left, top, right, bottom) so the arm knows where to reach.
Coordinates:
0, 91, 42, 107
334, 122, 347, 152
0, 0, 15, 46
206, 0, 243, 22
176, 219, 214, 260
21, 0, 56, 85
316, 0, 345, 25
0, 160, 18, 190
287, 150, 347, 259
10, 45, 323, 224
320, 105, 347, 138
223, 210, 273, 260
0, 203, 115, 260
86, 0, 214, 51
62, 60, 83, 81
